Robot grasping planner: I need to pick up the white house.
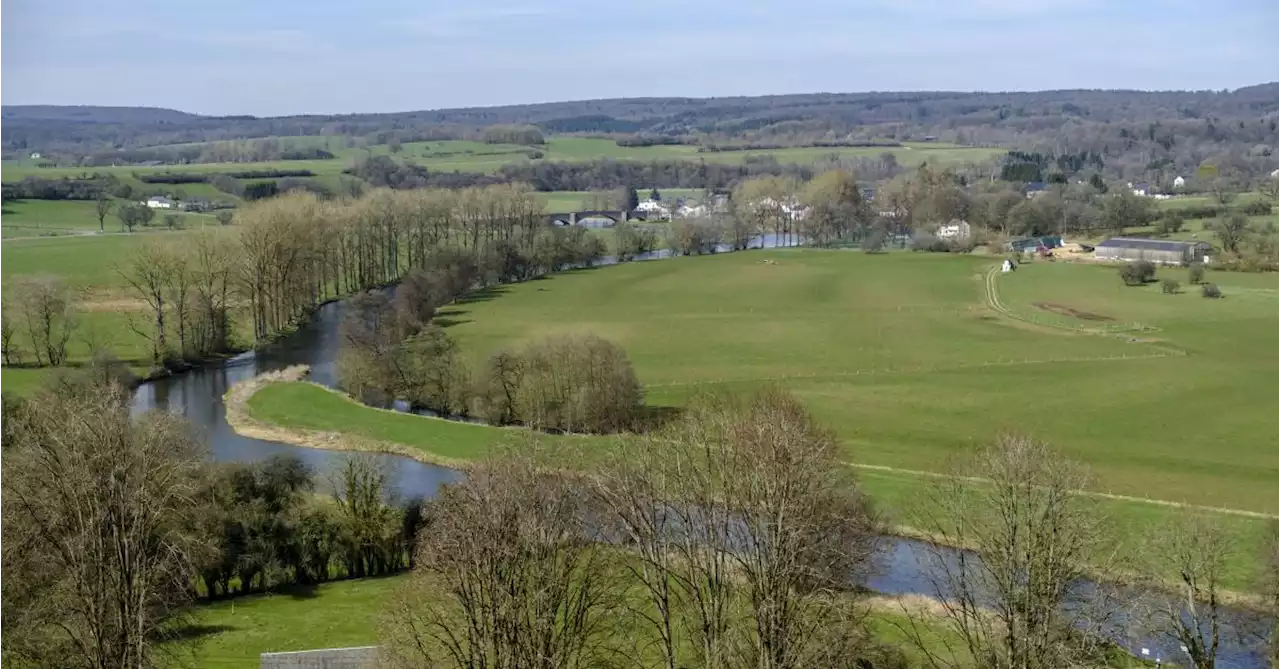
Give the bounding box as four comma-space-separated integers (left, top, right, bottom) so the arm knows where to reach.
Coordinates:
1172, 176, 1186, 189
146, 196, 176, 209
752, 197, 809, 221
633, 199, 671, 220
28, 151, 42, 159
676, 203, 708, 218
935, 219, 971, 241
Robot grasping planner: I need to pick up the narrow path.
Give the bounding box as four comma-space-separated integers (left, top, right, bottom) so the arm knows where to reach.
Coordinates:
228, 371, 1276, 520
851, 462, 1277, 520
982, 264, 1185, 355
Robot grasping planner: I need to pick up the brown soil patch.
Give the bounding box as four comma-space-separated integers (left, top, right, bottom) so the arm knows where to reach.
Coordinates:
1033, 302, 1113, 322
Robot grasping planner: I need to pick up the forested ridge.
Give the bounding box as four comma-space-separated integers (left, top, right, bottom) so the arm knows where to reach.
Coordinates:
5, 84, 1277, 185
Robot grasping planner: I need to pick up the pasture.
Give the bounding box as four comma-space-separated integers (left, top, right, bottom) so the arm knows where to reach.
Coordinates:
433, 250, 1276, 514
0, 230, 242, 392
1, 138, 1003, 183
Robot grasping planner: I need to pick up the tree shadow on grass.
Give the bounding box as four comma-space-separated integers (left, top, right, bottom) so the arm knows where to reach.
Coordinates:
634, 405, 684, 433
453, 285, 508, 305
280, 583, 320, 600
158, 624, 236, 643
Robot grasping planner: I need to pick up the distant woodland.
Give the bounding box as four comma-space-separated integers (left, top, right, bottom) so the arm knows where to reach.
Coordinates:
4, 84, 1278, 185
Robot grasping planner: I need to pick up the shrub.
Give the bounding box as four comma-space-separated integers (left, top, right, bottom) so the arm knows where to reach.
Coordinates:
1156, 212, 1185, 235
1240, 199, 1274, 216
1201, 283, 1223, 299
1119, 260, 1156, 286
860, 228, 887, 254
501, 333, 642, 434
1188, 263, 1205, 284
1161, 278, 1180, 294
910, 230, 938, 252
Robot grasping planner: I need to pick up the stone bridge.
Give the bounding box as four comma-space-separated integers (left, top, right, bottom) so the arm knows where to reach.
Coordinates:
545, 209, 652, 227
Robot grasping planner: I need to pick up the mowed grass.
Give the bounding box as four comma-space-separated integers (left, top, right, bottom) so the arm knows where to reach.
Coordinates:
246, 381, 615, 462
173, 568, 979, 669
427, 250, 1276, 514
171, 576, 402, 668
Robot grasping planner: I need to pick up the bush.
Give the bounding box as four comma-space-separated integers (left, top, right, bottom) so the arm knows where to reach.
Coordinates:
1240, 199, 1274, 216
1201, 283, 1223, 299
1188, 263, 1205, 284
860, 228, 887, 254
1156, 212, 1185, 235
1161, 278, 1180, 294
1119, 260, 1157, 286
491, 333, 642, 434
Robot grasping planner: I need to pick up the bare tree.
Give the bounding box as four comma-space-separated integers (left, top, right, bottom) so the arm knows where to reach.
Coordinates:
1259, 178, 1279, 202
903, 435, 1118, 669
382, 445, 623, 669
13, 275, 76, 367
593, 390, 882, 669
1134, 514, 1232, 669
95, 191, 113, 233
1, 379, 206, 669
189, 228, 237, 357
719, 389, 881, 669
1, 294, 19, 365
119, 241, 177, 367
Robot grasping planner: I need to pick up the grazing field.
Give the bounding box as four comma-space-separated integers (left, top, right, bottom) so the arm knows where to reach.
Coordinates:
430, 250, 1276, 514
1, 138, 1003, 183
0, 230, 233, 392
1, 198, 220, 235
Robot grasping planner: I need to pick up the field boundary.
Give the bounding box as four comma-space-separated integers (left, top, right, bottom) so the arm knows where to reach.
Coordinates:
850, 462, 1278, 520
982, 265, 1187, 354
229, 371, 1276, 520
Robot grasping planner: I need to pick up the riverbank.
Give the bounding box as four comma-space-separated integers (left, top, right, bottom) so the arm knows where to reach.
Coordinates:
223, 366, 481, 471
226, 368, 1272, 609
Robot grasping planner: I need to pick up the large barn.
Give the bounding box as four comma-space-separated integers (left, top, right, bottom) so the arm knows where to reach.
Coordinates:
1094, 237, 1212, 265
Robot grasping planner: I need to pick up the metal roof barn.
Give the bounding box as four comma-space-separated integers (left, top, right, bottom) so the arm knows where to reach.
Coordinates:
1094, 238, 1212, 265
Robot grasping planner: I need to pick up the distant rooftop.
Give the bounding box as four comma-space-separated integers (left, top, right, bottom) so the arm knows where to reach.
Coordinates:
1096, 237, 1209, 252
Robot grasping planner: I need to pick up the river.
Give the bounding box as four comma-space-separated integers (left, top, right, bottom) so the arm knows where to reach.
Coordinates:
129, 238, 1267, 668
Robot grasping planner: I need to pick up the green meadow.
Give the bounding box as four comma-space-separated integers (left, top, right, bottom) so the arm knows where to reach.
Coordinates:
174, 566, 983, 669
432, 250, 1275, 514
1, 138, 1002, 183
240, 250, 1275, 591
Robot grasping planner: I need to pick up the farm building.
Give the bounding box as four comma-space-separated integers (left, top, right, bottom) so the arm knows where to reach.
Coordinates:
146, 196, 175, 209
1094, 238, 1212, 265
1005, 236, 1063, 253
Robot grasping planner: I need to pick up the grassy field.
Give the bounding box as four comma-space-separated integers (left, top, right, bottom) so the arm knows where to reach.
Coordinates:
173, 570, 985, 669
1, 198, 220, 236
0, 230, 236, 392
428, 250, 1275, 514
172, 577, 402, 668
2, 138, 1003, 183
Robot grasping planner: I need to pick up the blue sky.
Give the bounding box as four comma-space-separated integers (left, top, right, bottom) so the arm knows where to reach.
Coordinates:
3, 0, 1277, 116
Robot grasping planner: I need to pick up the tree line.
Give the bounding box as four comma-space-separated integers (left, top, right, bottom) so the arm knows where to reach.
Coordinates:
4, 361, 1274, 669
0, 370, 421, 668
